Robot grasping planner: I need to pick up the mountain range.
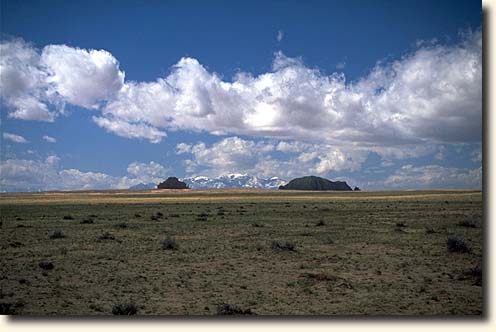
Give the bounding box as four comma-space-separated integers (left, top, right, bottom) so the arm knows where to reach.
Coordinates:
129, 174, 287, 190
129, 183, 157, 190
183, 174, 286, 189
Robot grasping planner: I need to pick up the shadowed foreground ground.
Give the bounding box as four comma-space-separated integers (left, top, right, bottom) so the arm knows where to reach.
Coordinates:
0, 189, 483, 315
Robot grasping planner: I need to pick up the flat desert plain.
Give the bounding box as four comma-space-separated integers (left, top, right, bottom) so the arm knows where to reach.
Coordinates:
0, 189, 483, 315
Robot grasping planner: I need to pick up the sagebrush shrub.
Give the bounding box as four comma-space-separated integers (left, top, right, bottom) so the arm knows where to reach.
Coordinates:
447, 237, 470, 253
271, 241, 297, 251
465, 263, 482, 286
217, 303, 254, 315
161, 236, 178, 250
315, 220, 326, 226
0, 303, 13, 315
49, 230, 65, 239
98, 232, 116, 240
39, 261, 54, 270
425, 227, 437, 234
457, 220, 477, 228
112, 303, 137, 315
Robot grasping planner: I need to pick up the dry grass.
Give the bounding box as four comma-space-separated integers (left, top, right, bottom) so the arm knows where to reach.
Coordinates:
0, 189, 482, 315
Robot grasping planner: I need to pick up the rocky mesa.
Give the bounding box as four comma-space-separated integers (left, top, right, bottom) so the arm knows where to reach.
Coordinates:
278, 175, 352, 191
157, 177, 189, 189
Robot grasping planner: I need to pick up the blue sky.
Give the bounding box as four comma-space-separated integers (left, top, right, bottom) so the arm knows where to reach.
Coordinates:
0, 0, 482, 191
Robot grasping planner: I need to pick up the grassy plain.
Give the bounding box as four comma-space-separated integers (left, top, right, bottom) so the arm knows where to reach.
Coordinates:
0, 189, 483, 315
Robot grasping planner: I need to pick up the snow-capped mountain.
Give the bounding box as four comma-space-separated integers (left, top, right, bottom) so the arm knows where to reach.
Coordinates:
182, 173, 286, 189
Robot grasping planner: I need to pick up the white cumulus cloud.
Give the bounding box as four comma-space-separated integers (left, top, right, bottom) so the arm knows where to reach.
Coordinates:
176, 136, 368, 178
96, 31, 481, 146
0, 155, 60, 191
125, 161, 169, 182
3, 132, 28, 143
0, 157, 170, 192
58, 168, 118, 191
0, 39, 56, 121
41, 45, 125, 108
0, 154, 117, 192
42, 135, 56, 143
92, 116, 167, 143
381, 164, 482, 189
0, 30, 482, 149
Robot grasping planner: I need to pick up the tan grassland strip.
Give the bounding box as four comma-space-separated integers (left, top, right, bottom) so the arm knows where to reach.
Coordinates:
0, 190, 481, 205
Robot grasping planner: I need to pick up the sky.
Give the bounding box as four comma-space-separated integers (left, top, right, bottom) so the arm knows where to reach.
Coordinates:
0, 0, 482, 191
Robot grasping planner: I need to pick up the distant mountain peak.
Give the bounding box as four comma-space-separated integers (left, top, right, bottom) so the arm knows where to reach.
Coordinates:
127, 175, 355, 191
129, 183, 156, 190
182, 174, 286, 189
